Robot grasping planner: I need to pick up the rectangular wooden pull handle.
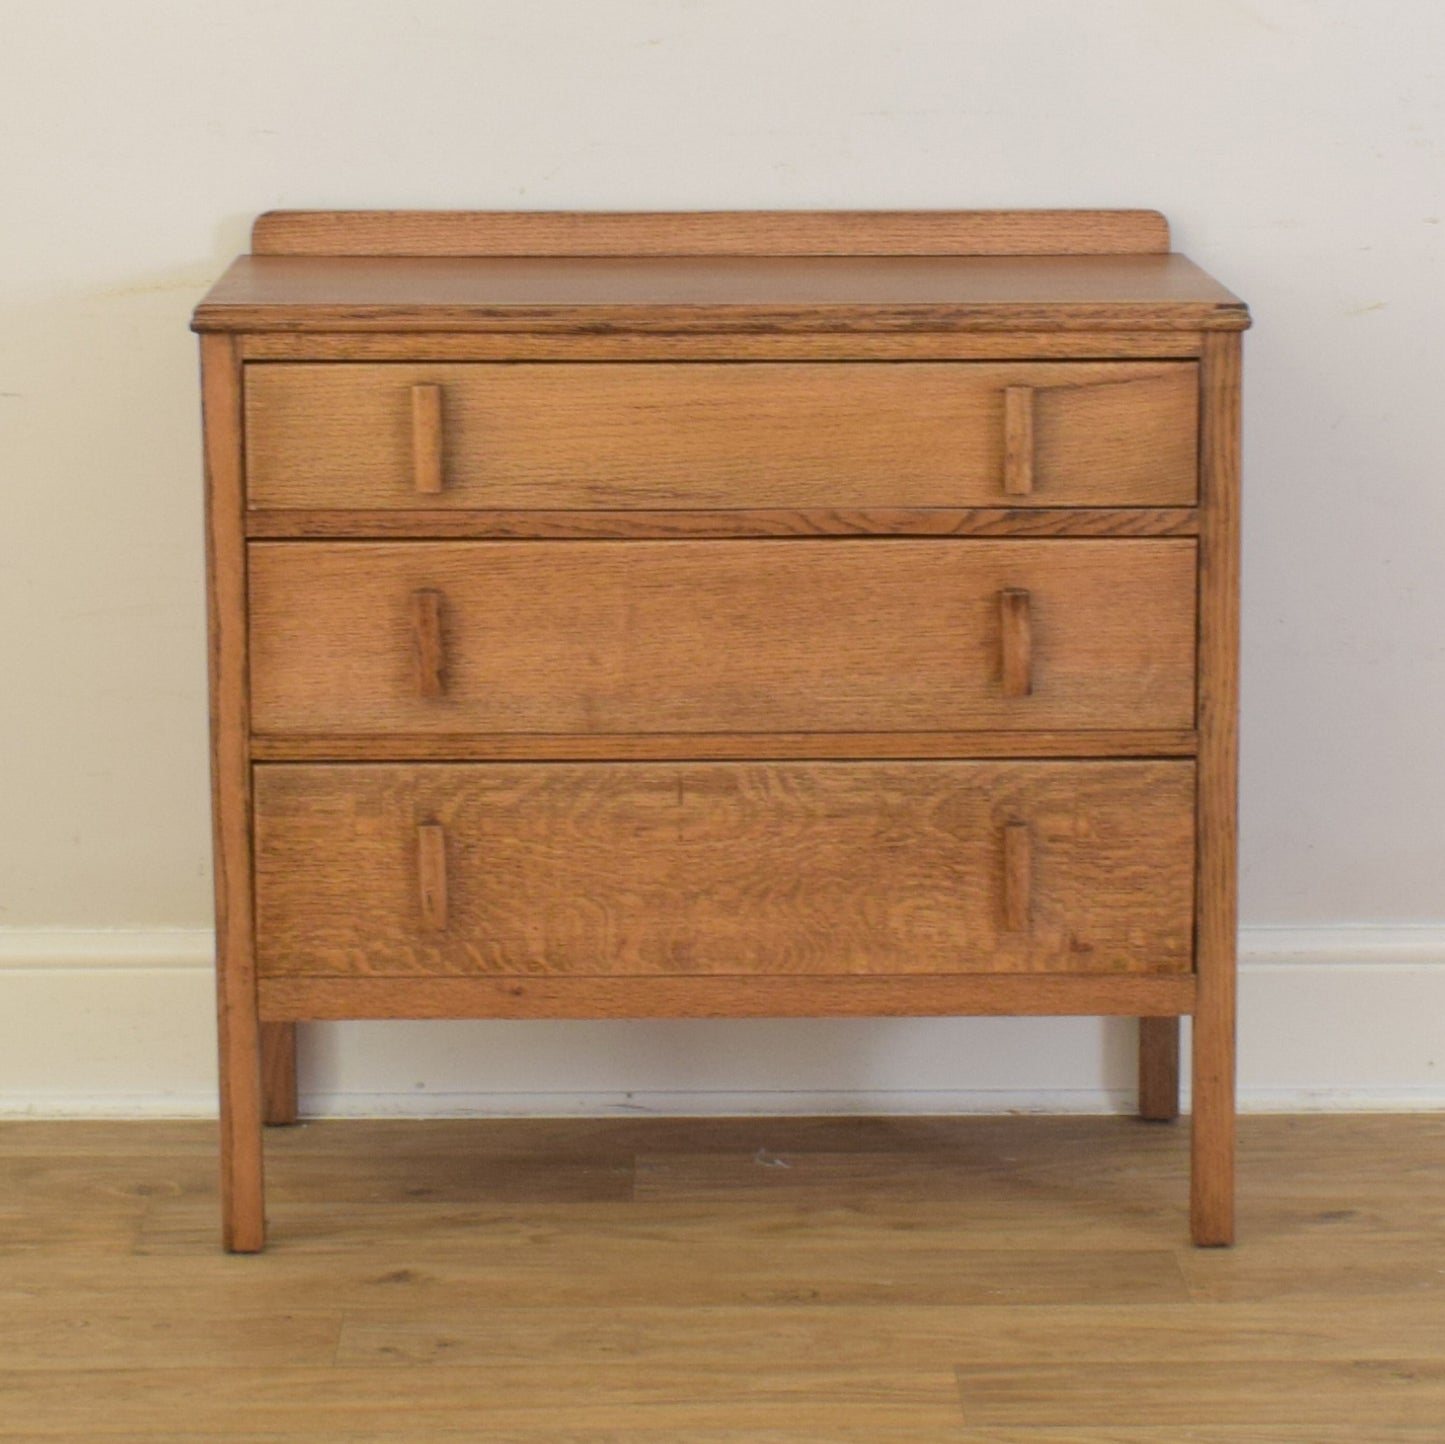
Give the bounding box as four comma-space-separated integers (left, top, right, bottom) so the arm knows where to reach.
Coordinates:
411, 588, 446, 699
1003, 386, 1035, 496
999, 587, 1033, 698
1002, 821, 1032, 932
417, 822, 448, 931
412, 383, 444, 495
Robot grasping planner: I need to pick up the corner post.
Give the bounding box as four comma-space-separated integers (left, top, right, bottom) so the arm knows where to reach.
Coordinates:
201, 331, 265, 1251
1191, 329, 1242, 1245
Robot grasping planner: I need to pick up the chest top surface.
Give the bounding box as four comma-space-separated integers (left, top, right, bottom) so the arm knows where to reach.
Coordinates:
191, 209, 1249, 334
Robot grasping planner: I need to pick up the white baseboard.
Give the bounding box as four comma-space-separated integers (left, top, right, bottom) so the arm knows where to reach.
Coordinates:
1, 926, 1441, 1118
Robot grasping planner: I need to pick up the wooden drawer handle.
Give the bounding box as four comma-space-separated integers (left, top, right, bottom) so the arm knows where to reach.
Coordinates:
412, 384, 444, 495
411, 588, 447, 699
999, 587, 1033, 698
1003, 386, 1034, 496
416, 822, 448, 931
1002, 821, 1032, 932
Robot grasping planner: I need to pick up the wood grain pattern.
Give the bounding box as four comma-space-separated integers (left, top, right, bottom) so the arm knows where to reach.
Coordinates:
239, 329, 1211, 361
248, 728, 1201, 763
0, 1366, 966, 1436
408, 588, 446, 699
1003, 386, 1035, 496
409, 383, 443, 494
953, 1359, 1445, 1429
244, 361, 1199, 511
258, 972, 1197, 1021
207, 298, 1245, 336
1002, 821, 1033, 931
415, 823, 448, 932
250, 208, 1174, 257
248, 539, 1198, 738
199, 332, 265, 1252
332, 1300, 1445, 1373
251, 761, 1195, 981
243, 505, 1202, 541
999, 588, 1034, 699
196, 208, 1246, 1248
1192, 330, 1243, 1246
193, 253, 1249, 335
3, 1116, 1440, 1436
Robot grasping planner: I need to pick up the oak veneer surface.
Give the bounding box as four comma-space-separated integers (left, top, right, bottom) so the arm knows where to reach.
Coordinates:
250, 206, 1176, 255
0, 1116, 1439, 1438
196, 209, 1246, 1251
239, 330, 1210, 360
1192, 330, 1244, 1247
251, 760, 1196, 979
258, 971, 1198, 1023
245, 361, 1198, 510
249, 728, 1201, 763
200, 333, 264, 1254
247, 538, 1198, 737
243, 504, 1202, 541
192, 253, 1249, 332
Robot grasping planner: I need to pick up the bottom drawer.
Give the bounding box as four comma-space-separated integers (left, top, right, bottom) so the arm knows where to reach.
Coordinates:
253, 762, 1195, 980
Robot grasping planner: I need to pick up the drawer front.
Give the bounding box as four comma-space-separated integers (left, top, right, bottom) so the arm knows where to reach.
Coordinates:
248, 539, 1197, 736
244, 362, 1198, 511
253, 762, 1196, 979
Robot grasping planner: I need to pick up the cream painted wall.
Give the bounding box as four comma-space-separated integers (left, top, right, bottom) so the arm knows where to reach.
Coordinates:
2, 1, 1443, 1110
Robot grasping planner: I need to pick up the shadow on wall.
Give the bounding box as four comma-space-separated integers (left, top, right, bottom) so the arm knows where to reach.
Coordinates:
295, 1014, 1148, 1114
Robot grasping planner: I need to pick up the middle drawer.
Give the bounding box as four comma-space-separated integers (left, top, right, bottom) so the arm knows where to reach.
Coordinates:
249, 539, 1196, 737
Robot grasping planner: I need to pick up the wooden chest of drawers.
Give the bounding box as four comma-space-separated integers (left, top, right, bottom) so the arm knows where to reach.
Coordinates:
193, 209, 1248, 1252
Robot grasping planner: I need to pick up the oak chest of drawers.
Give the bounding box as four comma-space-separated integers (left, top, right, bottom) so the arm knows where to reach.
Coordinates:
193, 209, 1248, 1252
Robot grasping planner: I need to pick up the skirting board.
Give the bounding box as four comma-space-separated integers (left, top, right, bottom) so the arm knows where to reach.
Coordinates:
0, 926, 1441, 1117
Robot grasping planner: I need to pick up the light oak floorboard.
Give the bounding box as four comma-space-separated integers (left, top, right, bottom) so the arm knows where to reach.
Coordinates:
5, 1434, 1444, 1444
0, 1115, 1441, 1438
953, 1359, 1445, 1428
0, 1366, 961, 1435
0, 1435, 970, 1444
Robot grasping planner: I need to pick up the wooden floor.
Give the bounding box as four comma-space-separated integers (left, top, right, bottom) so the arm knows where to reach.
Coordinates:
1, 1114, 1443, 1441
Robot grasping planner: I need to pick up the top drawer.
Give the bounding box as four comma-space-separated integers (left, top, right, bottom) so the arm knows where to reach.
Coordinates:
244, 361, 1198, 511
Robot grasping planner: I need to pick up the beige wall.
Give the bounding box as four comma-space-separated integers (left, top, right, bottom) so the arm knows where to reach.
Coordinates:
2, 1, 1443, 1111
4, 0, 1441, 930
